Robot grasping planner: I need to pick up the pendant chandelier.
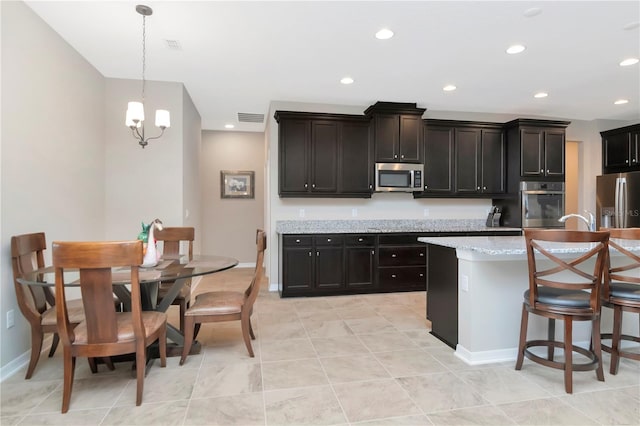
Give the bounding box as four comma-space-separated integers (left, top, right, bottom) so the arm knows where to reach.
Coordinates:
125, 4, 170, 148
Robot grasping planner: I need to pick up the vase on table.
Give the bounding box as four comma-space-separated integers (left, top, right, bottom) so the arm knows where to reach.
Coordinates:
140, 218, 163, 267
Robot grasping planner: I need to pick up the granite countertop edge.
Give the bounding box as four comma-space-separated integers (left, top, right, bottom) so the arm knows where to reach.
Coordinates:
275, 219, 521, 234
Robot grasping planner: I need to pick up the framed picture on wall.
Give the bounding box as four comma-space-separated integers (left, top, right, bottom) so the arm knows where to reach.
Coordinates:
221, 170, 255, 199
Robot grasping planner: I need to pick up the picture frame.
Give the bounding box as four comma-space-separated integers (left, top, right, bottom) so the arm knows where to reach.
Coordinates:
221, 170, 255, 199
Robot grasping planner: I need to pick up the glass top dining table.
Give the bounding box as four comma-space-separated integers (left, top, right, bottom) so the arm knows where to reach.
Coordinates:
17, 254, 239, 355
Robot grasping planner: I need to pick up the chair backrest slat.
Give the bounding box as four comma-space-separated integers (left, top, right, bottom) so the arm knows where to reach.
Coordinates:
245, 229, 267, 305
53, 240, 143, 346
11, 233, 50, 317
155, 227, 194, 258
603, 228, 640, 299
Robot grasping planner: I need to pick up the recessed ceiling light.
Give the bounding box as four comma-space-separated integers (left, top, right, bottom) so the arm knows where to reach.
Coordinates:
620, 58, 639, 66
375, 28, 394, 40
506, 44, 526, 54
340, 76, 354, 85
443, 85, 457, 92
224, 124, 235, 129
523, 7, 542, 17
614, 99, 629, 105
534, 92, 548, 98
623, 21, 640, 30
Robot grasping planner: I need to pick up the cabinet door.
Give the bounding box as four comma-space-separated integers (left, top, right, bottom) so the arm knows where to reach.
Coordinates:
310, 121, 338, 192
544, 130, 565, 177
282, 247, 313, 293
455, 128, 481, 193
345, 247, 375, 289
423, 126, 454, 193
520, 128, 544, 177
279, 119, 309, 193
480, 129, 505, 193
603, 131, 631, 170
632, 130, 640, 167
315, 247, 344, 290
374, 114, 399, 162
340, 121, 372, 194
399, 115, 422, 162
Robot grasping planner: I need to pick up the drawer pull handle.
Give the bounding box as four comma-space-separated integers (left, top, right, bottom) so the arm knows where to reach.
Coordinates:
391, 254, 397, 258
419, 253, 424, 257
317, 252, 320, 256
327, 238, 331, 242
308, 251, 312, 256
371, 250, 375, 255
391, 274, 397, 278
295, 239, 300, 243
358, 238, 363, 242
419, 273, 424, 277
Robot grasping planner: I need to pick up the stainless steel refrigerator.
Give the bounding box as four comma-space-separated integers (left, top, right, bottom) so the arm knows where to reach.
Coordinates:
596, 171, 640, 229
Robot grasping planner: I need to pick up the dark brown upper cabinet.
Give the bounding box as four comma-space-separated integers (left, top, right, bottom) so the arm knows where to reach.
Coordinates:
418, 120, 504, 198
275, 111, 373, 198
601, 123, 640, 174
504, 119, 570, 193
364, 102, 426, 163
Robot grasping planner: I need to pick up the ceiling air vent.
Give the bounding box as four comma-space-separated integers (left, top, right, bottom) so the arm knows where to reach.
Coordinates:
164, 39, 182, 50
238, 113, 264, 123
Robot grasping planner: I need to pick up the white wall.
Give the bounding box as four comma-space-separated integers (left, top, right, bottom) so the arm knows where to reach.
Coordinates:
182, 86, 202, 253
104, 78, 187, 241
1, 1, 105, 371
201, 131, 265, 263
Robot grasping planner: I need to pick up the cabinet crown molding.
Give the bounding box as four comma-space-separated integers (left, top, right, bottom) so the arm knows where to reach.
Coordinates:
364, 101, 426, 116
504, 118, 570, 129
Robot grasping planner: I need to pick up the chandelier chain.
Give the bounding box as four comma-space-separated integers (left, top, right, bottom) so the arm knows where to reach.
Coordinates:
142, 14, 146, 104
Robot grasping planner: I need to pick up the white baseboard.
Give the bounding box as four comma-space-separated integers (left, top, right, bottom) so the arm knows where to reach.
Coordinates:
0, 335, 53, 383
269, 282, 279, 292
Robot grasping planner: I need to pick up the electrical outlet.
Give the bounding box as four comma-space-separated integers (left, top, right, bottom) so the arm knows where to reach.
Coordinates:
351, 208, 358, 217
423, 208, 430, 217
459, 275, 469, 292
6, 310, 15, 328
299, 209, 305, 218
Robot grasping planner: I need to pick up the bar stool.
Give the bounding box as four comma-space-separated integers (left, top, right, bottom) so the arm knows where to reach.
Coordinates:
515, 229, 610, 394
600, 227, 640, 374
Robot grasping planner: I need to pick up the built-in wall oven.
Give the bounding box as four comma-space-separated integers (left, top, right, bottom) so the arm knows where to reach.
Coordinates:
520, 181, 565, 228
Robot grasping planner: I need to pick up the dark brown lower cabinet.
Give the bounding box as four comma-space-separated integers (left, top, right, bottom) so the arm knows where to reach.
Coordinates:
345, 235, 376, 290
377, 234, 427, 292
426, 244, 458, 348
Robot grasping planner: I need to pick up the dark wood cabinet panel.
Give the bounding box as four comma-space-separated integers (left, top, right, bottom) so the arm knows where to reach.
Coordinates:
455, 128, 481, 193
315, 247, 344, 290
310, 121, 338, 192
378, 266, 425, 291
275, 111, 373, 198
426, 244, 458, 348
378, 246, 426, 267
345, 247, 375, 289
481, 129, 506, 193
601, 124, 640, 174
544, 130, 565, 177
279, 119, 309, 193
365, 102, 426, 164
340, 121, 373, 193
423, 125, 454, 193
521, 128, 545, 177
282, 247, 313, 293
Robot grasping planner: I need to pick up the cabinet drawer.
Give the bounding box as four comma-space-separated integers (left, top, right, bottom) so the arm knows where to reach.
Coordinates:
345, 235, 375, 246
283, 235, 312, 247
378, 266, 426, 289
314, 235, 344, 246
378, 246, 426, 266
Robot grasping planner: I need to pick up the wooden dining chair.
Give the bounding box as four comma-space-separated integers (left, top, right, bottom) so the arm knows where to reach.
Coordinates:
515, 229, 609, 394
10, 232, 86, 379
155, 227, 195, 332
180, 229, 266, 365
53, 240, 167, 413
600, 227, 640, 374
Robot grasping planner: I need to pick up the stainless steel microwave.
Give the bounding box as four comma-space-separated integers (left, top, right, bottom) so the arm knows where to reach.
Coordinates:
375, 163, 424, 192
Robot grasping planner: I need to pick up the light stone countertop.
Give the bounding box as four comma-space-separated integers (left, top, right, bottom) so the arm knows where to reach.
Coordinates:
275, 219, 521, 234
418, 235, 640, 256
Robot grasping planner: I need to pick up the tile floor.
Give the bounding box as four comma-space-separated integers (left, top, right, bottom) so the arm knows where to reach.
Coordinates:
1, 268, 639, 425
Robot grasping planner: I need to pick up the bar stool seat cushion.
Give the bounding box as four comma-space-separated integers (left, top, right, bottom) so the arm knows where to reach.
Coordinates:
610, 282, 640, 300
524, 288, 590, 308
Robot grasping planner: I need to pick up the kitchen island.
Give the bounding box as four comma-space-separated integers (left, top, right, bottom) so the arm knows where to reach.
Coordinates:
420, 235, 640, 365
275, 219, 520, 297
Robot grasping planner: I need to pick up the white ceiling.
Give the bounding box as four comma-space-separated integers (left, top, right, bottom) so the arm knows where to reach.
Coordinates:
25, 1, 640, 132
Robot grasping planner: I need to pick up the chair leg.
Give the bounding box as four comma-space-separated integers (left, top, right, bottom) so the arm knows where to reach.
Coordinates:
159, 323, 167, 368
103, 357, 116, 371
515, 304, 528, 370
48, 333, 60, 358
26, 328, 44, 379
193, 323, 202, 340
180, 316, 195, 365
547, 318, 556, 360
249, 317, 256, 340
563, 317, 573, 394
179, 299, 186, 333
610, 305, 623, 375
591, 316, 604, 382
135, 342, 145, 406
241, 314, 255, 357
61, 348, 75, 413
88, 357, 98, 373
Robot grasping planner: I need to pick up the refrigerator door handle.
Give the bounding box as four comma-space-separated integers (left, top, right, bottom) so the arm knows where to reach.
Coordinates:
619, 177, 627, 228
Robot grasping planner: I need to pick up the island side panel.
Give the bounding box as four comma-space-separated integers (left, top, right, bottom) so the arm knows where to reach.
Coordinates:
426, 244, 458, 348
